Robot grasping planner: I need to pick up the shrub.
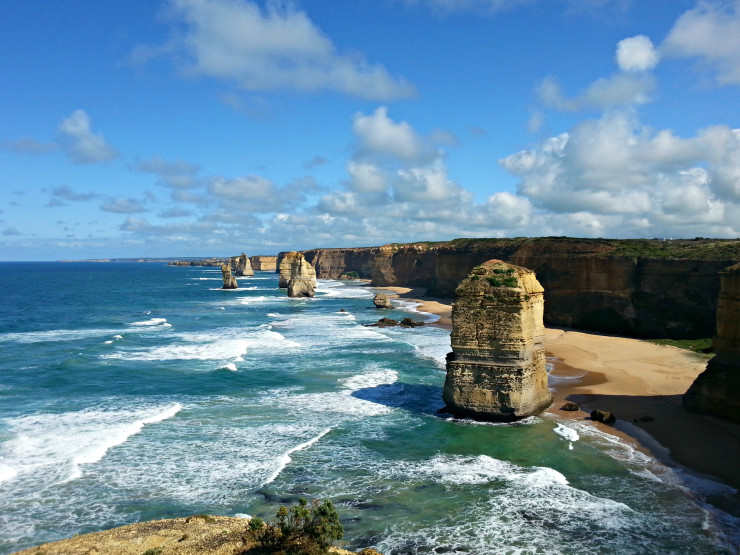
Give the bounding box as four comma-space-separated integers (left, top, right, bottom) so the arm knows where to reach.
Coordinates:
248, 498, 343, 555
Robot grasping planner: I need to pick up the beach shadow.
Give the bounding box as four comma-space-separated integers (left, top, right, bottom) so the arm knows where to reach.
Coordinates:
351, 383, 445, 415
566, 391, 740, 500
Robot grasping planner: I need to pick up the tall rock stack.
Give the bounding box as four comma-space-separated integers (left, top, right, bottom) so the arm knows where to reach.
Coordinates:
279, 251, 317, 297
221, 264, 238, 290
232, 253, 254, 277
443, 260, 552, 421
684, 262, 740, 422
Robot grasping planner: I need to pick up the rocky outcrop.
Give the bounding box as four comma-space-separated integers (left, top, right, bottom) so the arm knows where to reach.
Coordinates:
289, 237, 740, 339
231, 253, 254, 276
12, 515, 362, 555
279, 252, 317, 297
443, 260, 552, 421
221, 265, 237, 289
250, 255, 277, 271
373, 293, 393, 309
684, 263, 740, 422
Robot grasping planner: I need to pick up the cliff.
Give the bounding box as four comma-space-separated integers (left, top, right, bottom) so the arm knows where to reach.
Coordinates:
250, 255, 277, 271
684, 263, 740, 422
286, 238, 740, 339
443, 260, 552, 421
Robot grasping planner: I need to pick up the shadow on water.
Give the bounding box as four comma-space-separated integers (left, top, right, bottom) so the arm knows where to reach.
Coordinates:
351, 383, 445, 416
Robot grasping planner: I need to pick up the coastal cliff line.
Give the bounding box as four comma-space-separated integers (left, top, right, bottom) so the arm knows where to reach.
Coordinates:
277, 237, 740, 339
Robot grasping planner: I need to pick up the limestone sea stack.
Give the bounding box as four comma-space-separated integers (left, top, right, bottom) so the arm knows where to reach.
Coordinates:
232, 253, 254, 276
684, 262, 740, 422
279, 251, 317, 297
443, 260, 552, 421
373, 292, 393, 309
221, 264, 238, 289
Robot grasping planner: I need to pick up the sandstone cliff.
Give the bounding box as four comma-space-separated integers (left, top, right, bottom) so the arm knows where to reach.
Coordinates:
279, 252, 317, 297
250, 255, 277, 271
288, 238, 740, 339
443, 260, 552, 421
231, 253, 254, 276
684, 262, 740, 422
221, 265, 238, 289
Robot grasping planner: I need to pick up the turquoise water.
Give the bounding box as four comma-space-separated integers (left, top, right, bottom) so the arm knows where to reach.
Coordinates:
0, 262, 738, 554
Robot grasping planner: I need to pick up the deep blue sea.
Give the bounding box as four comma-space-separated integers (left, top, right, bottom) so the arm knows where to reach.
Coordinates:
1, 262, 739, 554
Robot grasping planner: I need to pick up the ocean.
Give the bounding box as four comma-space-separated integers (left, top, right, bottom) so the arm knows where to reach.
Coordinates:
0, 262, 738, 554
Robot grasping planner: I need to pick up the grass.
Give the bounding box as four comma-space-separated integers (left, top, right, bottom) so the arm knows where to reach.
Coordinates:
646, 337, 713, 354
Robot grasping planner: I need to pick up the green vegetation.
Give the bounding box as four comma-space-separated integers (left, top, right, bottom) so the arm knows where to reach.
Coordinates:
487, 276, 518, 288
247, 498, 343, 555
646, 337, 713, 354
142, 549, 163, 555
340, 271, 360, 279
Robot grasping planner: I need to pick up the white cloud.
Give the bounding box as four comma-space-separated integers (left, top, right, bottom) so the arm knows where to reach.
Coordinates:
347, 161, 389, 193
395, 159, 473, 205
3, 137, 57, 154
352, 107, 432, 163
537, 73, 655, 111
662, 0, 740, 85
499, 109, 740, 236
616, 35, 660, 71
56, 110, 117, 164
137, 155, 202, 188
161, 0, 415, 100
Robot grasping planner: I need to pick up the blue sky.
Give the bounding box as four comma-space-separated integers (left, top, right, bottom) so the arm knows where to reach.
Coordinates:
1, 0, 739, 260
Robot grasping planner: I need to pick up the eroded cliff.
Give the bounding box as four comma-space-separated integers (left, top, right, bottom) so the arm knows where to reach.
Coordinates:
443, 260, 552, 421
250, 255, 277, 271
279, 251, 317, 297
684, 262, 740, 422
285, 238, 740, 338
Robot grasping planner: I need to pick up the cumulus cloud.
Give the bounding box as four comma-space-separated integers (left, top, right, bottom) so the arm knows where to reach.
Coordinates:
352, 107, 435, 163
537, 72, 655, 112
663, 0, 740, 85
51, 185, 100, 202
100, 198, 148, 213
499, 109, 740, 236
616, 35, 660, 71
154, 0, 415, 100
56, 110, 118, 164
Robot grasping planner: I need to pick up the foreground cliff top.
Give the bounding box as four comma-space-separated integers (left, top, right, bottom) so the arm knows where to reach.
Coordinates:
11, 515, 359, 555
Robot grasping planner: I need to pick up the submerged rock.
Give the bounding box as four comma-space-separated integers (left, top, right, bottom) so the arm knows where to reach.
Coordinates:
221, 265, 238, 289
684, 262, 740, 422
373, 293, 393, 309
443, 260, 552, 421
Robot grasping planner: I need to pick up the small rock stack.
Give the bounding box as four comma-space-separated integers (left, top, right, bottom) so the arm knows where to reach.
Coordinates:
279, 251, 317, 298
231, 252, 254, 277
443, 260, 552, 421
221, 264, 238, 289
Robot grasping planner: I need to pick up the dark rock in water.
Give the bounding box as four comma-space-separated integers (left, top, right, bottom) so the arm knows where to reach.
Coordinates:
373, 292, 393, 309
366, 318, 398, 328
359, 549, 384, 555
339, 308, 347, 312
560, 401, 579, 411
221, 265, 238, 289
400, 317, 424, 328
591, 409, 616, 424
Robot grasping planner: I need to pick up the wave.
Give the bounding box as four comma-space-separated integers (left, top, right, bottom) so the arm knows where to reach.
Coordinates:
128, 317, 170, 327
263, 428, 331, 485
553, 423, 580, 450
0, 328, 120, 344
1, 402, 182, 487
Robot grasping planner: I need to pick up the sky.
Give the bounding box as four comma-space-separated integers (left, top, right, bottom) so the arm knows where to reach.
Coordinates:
1, 0, 740, 260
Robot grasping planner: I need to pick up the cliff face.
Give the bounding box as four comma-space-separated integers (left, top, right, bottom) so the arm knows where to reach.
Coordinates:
684, 263, 740, 422
286, 238, 740, 338
250, 255, 277, 271
443, 260, 552, 421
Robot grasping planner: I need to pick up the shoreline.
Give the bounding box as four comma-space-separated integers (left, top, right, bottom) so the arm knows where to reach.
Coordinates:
378, 285, 740, 508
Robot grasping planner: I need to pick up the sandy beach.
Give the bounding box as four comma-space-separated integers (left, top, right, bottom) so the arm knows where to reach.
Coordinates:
380, 286, 740, 508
